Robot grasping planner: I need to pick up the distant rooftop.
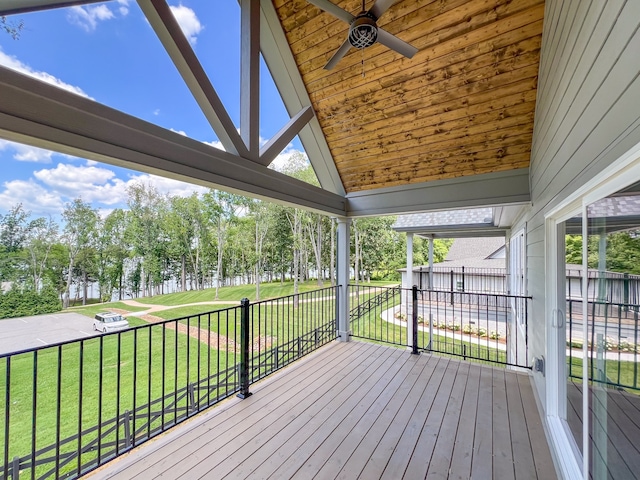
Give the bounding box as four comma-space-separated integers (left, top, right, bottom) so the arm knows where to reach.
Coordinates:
392, 208, 506, 238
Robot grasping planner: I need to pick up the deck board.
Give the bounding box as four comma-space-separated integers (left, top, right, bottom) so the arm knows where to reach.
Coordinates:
91, 341, 557, 480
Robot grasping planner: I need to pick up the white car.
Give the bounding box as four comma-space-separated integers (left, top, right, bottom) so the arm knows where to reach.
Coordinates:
93, 312, 129, 333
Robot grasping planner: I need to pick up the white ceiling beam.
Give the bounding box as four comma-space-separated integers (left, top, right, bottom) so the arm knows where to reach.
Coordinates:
240, 0, 260, 161
0, 66, 346, 216
259, 0, 346, 196
0, 0, 104, 15
346, 169, 531, 217
259, 106, 314, 167
137, 0, 249, 158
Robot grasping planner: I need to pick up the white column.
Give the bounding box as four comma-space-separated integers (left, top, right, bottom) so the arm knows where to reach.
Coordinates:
428, 236, 434, 290
337, 217, 351, 342
406, 233, 415, 350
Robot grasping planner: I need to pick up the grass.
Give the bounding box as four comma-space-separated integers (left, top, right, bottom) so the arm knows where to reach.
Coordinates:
348, 285, 510, 366
0, 285, 342, 478
125, 280, 392, 307
0, 325, 236, 478
68, 302, 149, 318
151, 304, 237, 320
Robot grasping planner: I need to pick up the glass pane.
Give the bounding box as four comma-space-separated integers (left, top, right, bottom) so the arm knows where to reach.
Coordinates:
563, 214, 583, 454
586, 182, 640, 478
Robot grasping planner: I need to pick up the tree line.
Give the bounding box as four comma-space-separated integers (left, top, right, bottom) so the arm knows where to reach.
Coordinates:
0, 160, 450, 314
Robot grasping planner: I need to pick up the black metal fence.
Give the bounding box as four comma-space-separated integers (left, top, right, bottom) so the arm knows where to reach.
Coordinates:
0, 287, 337, 480
566, 298, 640, 392
349, 284, 531, 368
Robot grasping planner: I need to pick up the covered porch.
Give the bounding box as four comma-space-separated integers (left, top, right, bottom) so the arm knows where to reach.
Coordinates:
91, 341, 556, 480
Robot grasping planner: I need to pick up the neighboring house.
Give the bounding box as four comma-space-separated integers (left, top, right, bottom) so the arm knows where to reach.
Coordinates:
398, 236, 507, 294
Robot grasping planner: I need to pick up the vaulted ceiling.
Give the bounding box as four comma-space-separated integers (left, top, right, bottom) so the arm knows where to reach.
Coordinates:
272, 0, 544, 194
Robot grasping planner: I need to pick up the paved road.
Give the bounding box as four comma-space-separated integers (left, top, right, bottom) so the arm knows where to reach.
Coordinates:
0, 313, 100, 355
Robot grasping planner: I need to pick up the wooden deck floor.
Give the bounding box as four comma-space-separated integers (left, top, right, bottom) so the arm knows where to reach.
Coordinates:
90, 341, 557, 480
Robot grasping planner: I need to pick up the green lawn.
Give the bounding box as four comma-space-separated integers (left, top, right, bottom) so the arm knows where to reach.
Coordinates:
349, 286, 509, 366
0, 325, 235, 478
0, 285, 343, 478
68, 302, 149, 318
151, 304, 238, 320
125, 280, 392, 307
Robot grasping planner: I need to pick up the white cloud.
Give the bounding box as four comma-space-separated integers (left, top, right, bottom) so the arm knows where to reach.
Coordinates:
0, 140, 54, 163
0, 179, 64, 215
0, 49, 92, 98
0, 154, 209, 216
203, 140, 225, 151
117, 0, 130, 16
68, 4, 115, 32
170, 4, 203, 45
269, 145, 309, 172
170, 128, 188, 136
128, 173, 208, 198
153, 109, 161, 116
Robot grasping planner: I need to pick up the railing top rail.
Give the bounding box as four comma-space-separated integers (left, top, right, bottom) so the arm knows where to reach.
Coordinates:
250, 285, 339, 307
402, 286, 532, 301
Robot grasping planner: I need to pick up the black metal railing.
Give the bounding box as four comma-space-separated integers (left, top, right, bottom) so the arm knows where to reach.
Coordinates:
0, 287, 338, 480
566, 298, 640, 393
349, 284, 531, 368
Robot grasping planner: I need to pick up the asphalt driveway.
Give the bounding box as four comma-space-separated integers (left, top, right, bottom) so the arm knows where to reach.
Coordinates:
0, 312, 99, 355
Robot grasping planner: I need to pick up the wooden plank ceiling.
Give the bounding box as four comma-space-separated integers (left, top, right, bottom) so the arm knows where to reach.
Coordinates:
272, 0, 545, 193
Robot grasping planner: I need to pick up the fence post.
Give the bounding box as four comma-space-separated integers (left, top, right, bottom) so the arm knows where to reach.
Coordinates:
450, 270, 454, 305
11, 456, 19, 480
412, 286, 419, 355
237, 298, 252, 399
123, 410, 132, 449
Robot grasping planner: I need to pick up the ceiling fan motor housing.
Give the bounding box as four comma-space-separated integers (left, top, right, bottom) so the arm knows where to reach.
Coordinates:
348, 12, 378, 49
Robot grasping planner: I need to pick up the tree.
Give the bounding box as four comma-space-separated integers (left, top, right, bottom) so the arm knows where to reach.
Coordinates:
1, 16, 23, 40
61, 199, 98, 308
127, 183, 168, 297
202, 190, 247, 300
0, 204, 29, 282
95, 209, 130, 301
24, 216, 58, 291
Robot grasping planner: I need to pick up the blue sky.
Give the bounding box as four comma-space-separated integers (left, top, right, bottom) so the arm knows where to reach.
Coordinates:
0, 0, 305, 217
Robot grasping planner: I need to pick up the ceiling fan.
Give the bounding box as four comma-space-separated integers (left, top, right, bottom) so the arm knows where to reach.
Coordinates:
307, 0, 418, 70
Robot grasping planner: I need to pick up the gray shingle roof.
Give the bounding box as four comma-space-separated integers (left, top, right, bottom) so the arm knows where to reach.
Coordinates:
393, 208, 493, 230
445, 237, 505, 262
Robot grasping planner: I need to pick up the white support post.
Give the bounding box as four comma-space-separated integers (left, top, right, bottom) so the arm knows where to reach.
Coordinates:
428, 236, 434, 290
337, 217, 351, 342
406, 233, 415, 351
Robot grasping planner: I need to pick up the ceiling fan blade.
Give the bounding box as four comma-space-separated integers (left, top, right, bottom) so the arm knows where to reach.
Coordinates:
377, 28, 418, 59
306, 0, 354, 24
324, 37, 352, 70
369, 0, 396, 19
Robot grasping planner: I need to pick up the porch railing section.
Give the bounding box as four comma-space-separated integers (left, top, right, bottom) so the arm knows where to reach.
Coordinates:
0, 286, 337, 480
566, 298, 640, 393
349, 284, 531, 368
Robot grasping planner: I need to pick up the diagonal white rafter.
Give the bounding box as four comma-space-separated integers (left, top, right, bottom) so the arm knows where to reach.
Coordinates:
259, 106, 314, 167
137, 0, 249, 158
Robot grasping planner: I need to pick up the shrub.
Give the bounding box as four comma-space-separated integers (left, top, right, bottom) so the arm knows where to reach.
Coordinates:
0, 284, 61, 318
